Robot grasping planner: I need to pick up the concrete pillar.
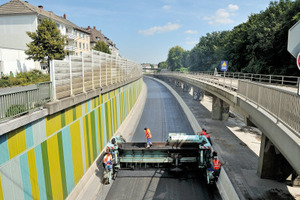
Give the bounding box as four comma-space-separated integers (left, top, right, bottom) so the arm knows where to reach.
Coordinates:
193, 87, 204, 101
258, 134, 293, 181
244, 116, 256, 127
212, 96, 229, 120
183, 83, 190, 92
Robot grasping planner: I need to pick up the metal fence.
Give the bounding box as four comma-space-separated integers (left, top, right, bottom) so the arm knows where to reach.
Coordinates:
0, 82, 52, 121
238, 80, 300, 137
51, 51, 142, 100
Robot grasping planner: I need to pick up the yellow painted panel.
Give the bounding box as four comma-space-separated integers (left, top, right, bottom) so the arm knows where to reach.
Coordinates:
97, 108, 101, 152
113, 98, 117, 131
70, 121, 84, 184
85, 102, 88, 115
0, 173, 4, 200
107, 101, 112, 139
99, 107, 104, 149
8, 127, 26, 159
88, 113, 93, 163
65, 107, 73, 126
47, 135, 63, 199
76, 104, 82, 119
27, 149, 40, 200
99, 94, 102, 105
46, 112, 61, 137
83, 116, 89, 169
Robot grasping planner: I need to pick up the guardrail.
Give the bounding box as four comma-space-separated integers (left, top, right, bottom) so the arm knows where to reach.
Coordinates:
238, 80, 300, 137
0, 82, 52, 121
51, 50, 142, 100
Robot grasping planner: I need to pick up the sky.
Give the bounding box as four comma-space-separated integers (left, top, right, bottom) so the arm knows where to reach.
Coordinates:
11, 0, 272, 64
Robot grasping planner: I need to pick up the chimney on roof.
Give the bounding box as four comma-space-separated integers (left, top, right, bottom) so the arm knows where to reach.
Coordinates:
88, 26, 90, 30
63, 14, 66, 19
93, 26, 96, 29
38, 5, 43, 9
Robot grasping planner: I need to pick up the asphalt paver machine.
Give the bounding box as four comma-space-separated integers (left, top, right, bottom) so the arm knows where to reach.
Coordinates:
103, 133, 218, 184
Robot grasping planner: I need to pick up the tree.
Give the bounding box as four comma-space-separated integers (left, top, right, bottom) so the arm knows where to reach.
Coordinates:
167, 46, 186, 71
158, 61, 168, 69
25, 18, 67, 72
93, 41, 111, 54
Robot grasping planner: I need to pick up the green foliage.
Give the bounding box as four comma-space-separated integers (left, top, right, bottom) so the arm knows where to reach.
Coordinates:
158, 61, 168, 69
25, 18, 67, 71
5, 104, 27, 117
93, 41, 111, 54
0, 70, 50, 88
160, 0, 300, 76
167, 46, 188, 71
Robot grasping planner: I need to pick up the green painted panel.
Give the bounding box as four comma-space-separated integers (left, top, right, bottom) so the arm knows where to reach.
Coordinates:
57, 132, 68, 199
91, 111, 97, 160
41, 141, 53, 200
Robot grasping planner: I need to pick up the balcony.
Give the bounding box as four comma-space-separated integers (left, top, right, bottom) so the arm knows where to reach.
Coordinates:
65, 45, 77, 52
66, 33, 77, 40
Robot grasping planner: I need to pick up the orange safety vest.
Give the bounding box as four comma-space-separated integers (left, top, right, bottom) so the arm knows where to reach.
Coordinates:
200, 130, 210, 138
104, 154, 112, 165
213, 159, 221, 170
145, 129, 152, 139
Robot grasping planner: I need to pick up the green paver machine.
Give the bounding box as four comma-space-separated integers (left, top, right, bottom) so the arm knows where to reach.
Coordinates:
103, 133, 218, 184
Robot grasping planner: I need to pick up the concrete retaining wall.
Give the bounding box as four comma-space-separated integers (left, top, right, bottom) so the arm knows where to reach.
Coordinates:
0, 78, 143, 200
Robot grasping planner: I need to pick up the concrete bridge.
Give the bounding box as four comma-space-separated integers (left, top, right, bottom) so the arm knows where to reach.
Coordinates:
0, 50, 299, 199
153, 72, 300, 179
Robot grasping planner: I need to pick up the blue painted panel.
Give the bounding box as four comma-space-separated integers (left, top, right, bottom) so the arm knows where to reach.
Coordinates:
0, 134, 9, 166
101, 105, 107, 146
35, 145, 47, 200
25, 124, 34, 148
61, 126, 75, 194
20, 153, 32, 200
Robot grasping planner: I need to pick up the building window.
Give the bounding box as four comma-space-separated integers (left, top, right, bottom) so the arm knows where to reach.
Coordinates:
83, 33, 85, 40
75, 42, 77, 47
79, 32, 81, 38
79, 42, 81, 49
83, 43, 85, 49
75, 30, 77, 36
86, 35, 88, 40
86, 44, 89, 50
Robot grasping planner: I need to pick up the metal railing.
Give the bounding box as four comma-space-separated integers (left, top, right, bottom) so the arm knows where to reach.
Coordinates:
187, 71, 300, 87
0, 82, 52, 121
51, 50, 142, 100
239, 80, 300, 137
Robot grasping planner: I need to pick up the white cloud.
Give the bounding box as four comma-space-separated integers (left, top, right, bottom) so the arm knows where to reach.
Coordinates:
228, 4, 239, 11
163, 5, 171, 10
203, 4, 239, 25
185, 30, 198, 34
185, 40, 198, 45
138, 22, 181, 36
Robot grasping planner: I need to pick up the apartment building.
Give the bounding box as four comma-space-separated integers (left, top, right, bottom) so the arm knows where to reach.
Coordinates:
85, 26, 119, 55
0, 0, 90, 75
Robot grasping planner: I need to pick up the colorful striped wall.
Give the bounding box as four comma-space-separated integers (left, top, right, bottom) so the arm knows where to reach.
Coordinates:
0, 79, 142, 200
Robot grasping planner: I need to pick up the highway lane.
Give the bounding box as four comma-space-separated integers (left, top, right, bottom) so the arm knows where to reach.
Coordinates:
104, 77, 220, 200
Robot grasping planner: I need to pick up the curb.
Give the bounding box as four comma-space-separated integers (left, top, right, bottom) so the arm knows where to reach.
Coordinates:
149, 76, 239, 200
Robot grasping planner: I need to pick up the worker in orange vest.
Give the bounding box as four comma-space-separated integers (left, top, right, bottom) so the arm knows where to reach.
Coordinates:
212, 156, 223, 178
144, 127, 152, 148
199, 128, 212, 145
103, 149, 113, 171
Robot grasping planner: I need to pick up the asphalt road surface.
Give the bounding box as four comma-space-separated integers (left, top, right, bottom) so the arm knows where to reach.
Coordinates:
104, 77, 221, 200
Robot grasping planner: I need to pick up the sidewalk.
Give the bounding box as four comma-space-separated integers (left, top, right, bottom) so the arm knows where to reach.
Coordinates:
168, 82, 300, 200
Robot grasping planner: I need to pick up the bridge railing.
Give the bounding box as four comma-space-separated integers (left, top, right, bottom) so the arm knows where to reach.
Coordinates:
185, 71, 300, 87
51, 50, 142, 100
238, 80, 300, 137
0, 82, 52, 121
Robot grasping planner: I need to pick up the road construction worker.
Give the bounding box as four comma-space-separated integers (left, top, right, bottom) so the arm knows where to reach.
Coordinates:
199, 128, 213, 145
212, 156, 223, 178
103, 149, 113, 171
144, 127, 152, 148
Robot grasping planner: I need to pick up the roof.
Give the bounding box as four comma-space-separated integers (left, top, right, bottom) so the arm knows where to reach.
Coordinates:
86, 27, 107, 44
0, 0, 80, 29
